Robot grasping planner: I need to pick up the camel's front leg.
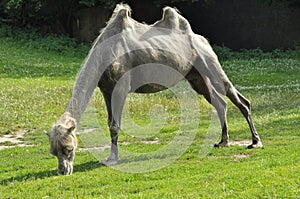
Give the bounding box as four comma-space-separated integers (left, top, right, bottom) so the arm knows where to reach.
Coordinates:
214, 124, 229, 147
187, 72, 230, 148
103, 122, 121, 165
99, 91, 125, 166
211, 92, 229, 148
99, 78, 130, 165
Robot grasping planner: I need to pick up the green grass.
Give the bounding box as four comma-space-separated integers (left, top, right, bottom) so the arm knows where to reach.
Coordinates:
0, 28, 299, 198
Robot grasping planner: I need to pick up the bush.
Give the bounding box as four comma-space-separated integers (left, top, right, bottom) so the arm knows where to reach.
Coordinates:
213, 45, 300, 61
212, 45, 234, 61
0, 0, 44, 27
1, 24, 299, 60
0, 24, 89, 55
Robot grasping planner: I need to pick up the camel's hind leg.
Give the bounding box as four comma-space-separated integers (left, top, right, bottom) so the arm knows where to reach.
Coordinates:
188, 75, 229, 147
225, 85, 263, 148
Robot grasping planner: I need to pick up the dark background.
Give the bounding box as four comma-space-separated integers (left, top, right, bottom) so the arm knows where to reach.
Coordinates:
1, 0, 300, 51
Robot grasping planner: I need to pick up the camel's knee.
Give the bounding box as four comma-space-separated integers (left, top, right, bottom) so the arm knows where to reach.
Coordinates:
109, 123, 120, 138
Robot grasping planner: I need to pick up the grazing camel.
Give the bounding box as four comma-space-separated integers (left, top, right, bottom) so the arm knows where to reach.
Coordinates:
46, 4, 262, 175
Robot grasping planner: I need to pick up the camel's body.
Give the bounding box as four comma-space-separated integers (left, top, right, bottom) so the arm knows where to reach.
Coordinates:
47, 4, 262, 175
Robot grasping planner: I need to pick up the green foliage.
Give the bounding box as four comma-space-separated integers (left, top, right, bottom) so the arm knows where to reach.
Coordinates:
212, 45, 234, 61
97, 0, 120, 8
260, 0, 300, 8
1, 0, 299, 35
79, 0, 97, 7
0, 24, 90, 55
213, 45, 300, 62
0, 0, 44, 26
0, 0, 204, 28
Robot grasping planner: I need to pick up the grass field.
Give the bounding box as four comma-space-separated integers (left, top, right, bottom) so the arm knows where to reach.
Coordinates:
0, 28, 299, 198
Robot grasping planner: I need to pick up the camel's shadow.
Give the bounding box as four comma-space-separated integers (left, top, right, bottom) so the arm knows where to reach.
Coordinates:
0, 161, 102, 185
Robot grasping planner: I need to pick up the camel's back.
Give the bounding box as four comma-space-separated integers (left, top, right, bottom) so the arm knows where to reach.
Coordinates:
96, 5, 195, 80
95, 4, 229, 93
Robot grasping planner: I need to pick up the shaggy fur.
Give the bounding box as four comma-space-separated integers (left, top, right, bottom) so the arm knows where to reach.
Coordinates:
47, 113, 77, 175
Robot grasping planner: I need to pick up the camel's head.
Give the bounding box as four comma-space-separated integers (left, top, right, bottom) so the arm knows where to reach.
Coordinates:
46, 113, 78, 175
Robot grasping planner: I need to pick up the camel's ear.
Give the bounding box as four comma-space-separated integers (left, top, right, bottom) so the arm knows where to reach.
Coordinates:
56, 113, 77, 135
56, 124, 74, 135
57, 119, 76, 135
65, 117, 76, 135
66, 123, 76, 134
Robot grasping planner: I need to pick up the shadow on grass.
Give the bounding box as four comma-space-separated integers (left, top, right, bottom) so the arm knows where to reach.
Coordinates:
0, 161, 103, 185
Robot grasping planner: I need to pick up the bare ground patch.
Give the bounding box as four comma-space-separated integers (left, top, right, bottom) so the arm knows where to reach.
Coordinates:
0, 130, 33, 150
233, 154, 251, 158
229, 140, 251, 146
77, 139, 160, 152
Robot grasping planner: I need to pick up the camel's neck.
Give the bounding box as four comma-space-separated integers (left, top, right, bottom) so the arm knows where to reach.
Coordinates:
66, 45, 103, 123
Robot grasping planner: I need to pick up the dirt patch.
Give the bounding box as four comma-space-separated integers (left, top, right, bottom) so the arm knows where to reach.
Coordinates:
0, 130, 33, 150
233, 154, 251, 158
77, 139, 160, 152
229, 140, 251, 146
77, 145, 111, 152
119, 139, 160, 145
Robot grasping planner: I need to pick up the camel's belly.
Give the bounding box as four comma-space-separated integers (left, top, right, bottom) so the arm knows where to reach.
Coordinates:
133, 83, 174, 93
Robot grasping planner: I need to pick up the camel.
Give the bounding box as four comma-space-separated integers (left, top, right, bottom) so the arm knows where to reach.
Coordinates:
46, 4, 262, 175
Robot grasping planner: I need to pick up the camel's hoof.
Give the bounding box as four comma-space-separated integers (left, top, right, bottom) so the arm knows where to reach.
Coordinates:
98, 158, 119, 166
214, 142, 229, 147
247, 140, 263, 149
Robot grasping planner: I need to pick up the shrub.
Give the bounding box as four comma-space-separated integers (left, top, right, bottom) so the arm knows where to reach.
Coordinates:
0, 24, 89, 55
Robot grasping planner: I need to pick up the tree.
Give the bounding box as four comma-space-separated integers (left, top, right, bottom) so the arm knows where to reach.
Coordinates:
1, 0, 298, 35
0, 0, 44, 26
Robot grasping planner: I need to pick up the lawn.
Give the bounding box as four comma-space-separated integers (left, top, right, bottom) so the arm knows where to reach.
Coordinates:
0, 28, 299, 198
